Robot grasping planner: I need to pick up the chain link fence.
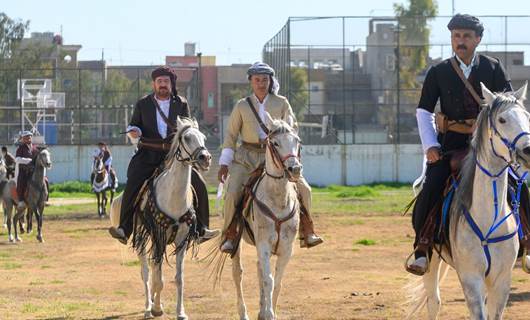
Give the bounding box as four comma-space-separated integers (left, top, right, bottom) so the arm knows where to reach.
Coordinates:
0, 66, 199, 145
263, 15, 530, 145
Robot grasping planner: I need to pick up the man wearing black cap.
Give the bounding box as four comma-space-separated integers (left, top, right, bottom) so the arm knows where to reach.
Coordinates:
406, 14, 530, 275
109, 66, 218, 244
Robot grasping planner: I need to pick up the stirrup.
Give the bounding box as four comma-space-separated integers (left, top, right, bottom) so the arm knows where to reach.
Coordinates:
523, 247, 530, 274
404, 249, 430, 276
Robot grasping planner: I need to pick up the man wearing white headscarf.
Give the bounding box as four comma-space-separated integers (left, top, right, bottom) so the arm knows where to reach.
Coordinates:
218, 62, 323, 253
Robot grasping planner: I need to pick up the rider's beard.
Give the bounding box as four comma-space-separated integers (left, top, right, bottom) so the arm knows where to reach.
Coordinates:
155, 87, 171, 100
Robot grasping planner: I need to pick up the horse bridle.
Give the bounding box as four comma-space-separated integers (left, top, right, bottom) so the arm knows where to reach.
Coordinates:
265, 128, 301, 180
93, 156, 106, 174
487, 105, 530, 167
173, 125, 208, 165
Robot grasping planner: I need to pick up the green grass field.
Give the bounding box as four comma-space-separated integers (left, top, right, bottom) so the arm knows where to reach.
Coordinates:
47, 181, 414, 218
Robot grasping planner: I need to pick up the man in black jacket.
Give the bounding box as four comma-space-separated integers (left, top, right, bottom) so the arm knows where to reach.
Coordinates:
109, 66, 218, 244
407, 14, 530, 275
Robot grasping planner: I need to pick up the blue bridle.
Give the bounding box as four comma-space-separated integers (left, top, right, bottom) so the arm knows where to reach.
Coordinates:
460, 108, 530, 276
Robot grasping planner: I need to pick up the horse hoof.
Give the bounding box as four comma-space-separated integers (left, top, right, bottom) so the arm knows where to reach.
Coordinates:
15, 237, 22, 242
8, 236, 13, 243
143, 311, 154, 319
151, 309, 164, 317
177, 315, 188, 320
37, 235, 44, 243
27, 228, 32, 234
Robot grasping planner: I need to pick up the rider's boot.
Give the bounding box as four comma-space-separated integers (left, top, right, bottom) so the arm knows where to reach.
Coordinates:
299, 209, 323, 248
220, 219, 238, 253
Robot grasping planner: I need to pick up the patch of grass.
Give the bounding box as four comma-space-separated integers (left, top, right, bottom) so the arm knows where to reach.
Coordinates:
45, 203, 95, 218
50, 180, 124, 198
2, 262, 22, 270
114, 290, 127, 296
50, 280, 65, 284
22, 303, 39, 314
41, 265, 52, 269
121, 260, 140, 267
355, 239, 376, 246
29, 280, 44, 286
0, 252, 11, 259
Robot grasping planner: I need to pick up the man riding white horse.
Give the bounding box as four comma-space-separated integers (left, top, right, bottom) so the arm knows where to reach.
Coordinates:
407, 14, 530, 275
91, 141, 117, 189
218, 62, 323, 253
109, 66, 218, 245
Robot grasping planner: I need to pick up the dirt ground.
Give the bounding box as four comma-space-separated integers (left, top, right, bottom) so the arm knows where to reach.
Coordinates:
1, 209, 530, 319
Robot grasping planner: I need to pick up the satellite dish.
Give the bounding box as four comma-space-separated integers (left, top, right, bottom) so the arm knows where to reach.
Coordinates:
63, 55, 72, 63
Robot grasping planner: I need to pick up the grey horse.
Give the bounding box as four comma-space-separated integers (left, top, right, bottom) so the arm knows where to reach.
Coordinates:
4, 147, 51, 242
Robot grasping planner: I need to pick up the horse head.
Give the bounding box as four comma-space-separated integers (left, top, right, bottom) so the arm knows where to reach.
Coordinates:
479, 82, 530, 169
93, 155, 105, 173
264, 112, 302, 181
167, 116, 211, 171
36, 147, 52, 170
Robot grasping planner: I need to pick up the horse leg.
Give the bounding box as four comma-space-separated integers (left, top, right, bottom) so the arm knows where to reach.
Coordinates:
257, 243, 275, 320
233, 248, 249, 320
19, 208, 25, 233
26, 208, 33, 234
96, 192, 101, 217
272, 247, 293, 314
6, 201, 13, 242
486, 273, 512, 320
139, 253, 154, 319
175, 244, 188, 320
13, 208, 23, 242
422, 254, 446, 320
150, 260, 164, 317
36, 205, 44, 243
458, 273, 487, 320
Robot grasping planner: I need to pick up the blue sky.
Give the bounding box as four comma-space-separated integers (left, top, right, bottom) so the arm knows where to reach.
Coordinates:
3, 0, 530, 66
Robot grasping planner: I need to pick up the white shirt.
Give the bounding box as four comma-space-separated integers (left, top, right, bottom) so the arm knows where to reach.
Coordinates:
155, 97, 170, 139
455, 53, 477, 79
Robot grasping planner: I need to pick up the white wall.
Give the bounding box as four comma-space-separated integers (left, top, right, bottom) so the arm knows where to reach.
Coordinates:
4, 144, 424, 186
302, 144, 423, 186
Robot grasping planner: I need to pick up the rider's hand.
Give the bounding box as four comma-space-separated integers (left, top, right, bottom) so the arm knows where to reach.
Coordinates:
426, 147, 441, 164
128, 129, 140, 139
218, 165, 229, 183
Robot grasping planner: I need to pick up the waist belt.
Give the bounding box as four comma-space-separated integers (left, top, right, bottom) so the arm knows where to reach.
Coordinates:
138, 140, 171, 152
435, 112, 476, 135
241, 141, 267, 152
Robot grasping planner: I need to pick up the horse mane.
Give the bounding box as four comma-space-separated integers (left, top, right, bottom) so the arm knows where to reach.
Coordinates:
268, 118, 297, 137
454, 91, 525, 212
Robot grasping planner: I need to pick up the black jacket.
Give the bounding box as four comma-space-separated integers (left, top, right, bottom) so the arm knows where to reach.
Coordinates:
129, 93, 190, 165
418, 54, 512, 151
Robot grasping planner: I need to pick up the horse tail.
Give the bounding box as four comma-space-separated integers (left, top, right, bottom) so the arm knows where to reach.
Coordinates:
199, 234, 229, 289
404, 261, 450, 319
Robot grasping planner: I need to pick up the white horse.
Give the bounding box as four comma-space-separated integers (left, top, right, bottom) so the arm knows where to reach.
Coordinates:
212, 115, 301, 320
110, 116, 211, 319
92, 155, 117, 217
407, 83, 530, 319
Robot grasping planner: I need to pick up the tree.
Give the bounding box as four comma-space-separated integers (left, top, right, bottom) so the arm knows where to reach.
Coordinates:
0, 12, 28, 61
394, 0, 438, 102
289, 67, 309, 121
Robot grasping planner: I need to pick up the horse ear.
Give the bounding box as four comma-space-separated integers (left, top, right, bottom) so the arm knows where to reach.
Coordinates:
481, 82, 496, 106
176, 115, 184, 128
193, 117, 199, 128
264, 112, 274, 130
513, 81, 528, 101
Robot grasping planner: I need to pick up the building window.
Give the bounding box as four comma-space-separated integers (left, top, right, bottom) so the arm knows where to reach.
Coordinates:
386, 55, 395, 71
207, 92, 214, 108
513, 59, 523, 66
